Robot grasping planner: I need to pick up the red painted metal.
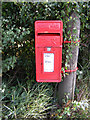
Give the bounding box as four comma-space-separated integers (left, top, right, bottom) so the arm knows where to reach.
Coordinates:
61, 67, 78, 73
64, 40, 80, 44
35, 20, 63, 82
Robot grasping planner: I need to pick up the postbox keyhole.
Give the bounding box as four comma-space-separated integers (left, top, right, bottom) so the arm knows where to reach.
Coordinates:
47, 47, 51, 51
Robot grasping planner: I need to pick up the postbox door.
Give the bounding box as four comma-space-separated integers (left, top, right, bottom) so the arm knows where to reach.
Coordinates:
36, 47, 62, 82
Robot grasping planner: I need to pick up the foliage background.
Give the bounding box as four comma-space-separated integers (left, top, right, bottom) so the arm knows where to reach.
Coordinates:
2, 2, 90, 119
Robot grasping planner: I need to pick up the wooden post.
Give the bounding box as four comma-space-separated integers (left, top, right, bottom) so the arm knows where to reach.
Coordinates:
58, 12, 80, 104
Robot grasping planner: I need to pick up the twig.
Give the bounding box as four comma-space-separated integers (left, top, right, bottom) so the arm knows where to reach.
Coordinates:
7, 69, 19, 85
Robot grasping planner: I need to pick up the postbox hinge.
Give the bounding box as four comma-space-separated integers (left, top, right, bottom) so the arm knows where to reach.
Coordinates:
63, 40, 80, 44
61, 67, 78, 73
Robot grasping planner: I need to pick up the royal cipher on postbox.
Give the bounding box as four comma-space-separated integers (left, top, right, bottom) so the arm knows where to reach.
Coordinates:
35, 20, 63, 82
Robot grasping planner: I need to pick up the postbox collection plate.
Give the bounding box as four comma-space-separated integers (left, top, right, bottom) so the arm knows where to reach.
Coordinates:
44, 53, 54, 72
35, 20, 63, 82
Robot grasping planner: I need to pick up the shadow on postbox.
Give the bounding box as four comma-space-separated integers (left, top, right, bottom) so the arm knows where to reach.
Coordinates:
35, 20, 63, 82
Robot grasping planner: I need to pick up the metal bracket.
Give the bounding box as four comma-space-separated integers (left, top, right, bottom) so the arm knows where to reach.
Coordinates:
61, 67, 78, 73
63, 40, 80, 44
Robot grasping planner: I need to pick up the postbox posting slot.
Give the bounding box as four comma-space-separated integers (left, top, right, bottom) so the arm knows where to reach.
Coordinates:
38, 33, 60, 36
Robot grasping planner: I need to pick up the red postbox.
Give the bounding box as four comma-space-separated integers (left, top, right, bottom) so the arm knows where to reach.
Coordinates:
35, 20, 63, 82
